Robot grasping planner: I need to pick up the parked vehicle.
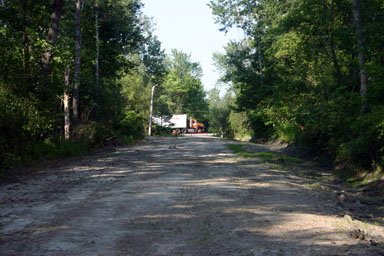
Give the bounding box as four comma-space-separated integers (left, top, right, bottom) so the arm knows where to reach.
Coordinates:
153, 114, 206, 133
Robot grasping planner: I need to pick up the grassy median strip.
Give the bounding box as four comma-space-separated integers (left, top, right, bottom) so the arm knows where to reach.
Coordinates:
228, 144, 305, 163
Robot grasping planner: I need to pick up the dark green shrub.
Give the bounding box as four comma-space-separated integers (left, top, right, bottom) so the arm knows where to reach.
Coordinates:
23, 138, 90, 161
113, 110, 145, 143
73, 122, 111, 146
342, 106, 384, 170
275, 122, 301, 143
152, 125, 172, 136
0, 88, 53, 170
247, 109, 274, 140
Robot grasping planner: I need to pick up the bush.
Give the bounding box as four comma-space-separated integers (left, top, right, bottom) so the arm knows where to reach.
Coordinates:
23, 138, 90, 161
114, 110, 145, 143
340, 106, 384, 170
151, 125, 172, 136
73, 122, 111, 146
0, 88, 54, 170
275, 122, 301, 143
247, 109, 274, 140
229, 111, 252, 140
0, 136, 91, 178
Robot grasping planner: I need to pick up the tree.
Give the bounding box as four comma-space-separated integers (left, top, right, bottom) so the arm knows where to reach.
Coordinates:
352, 0, 368, 113
94, 0, 100, 121
209, 0, 264, 82
140, 16, 167, 85
0, 0, 158, 170
38, 0, 65, 96
72, 0, 84, 127
210, 0, 384, 173
120, 16, 167, 121
160, 49, 208, 120
63, 66, 70, 140
207, 87, 232, 135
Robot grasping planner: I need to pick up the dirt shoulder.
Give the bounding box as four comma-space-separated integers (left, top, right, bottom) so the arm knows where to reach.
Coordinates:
242, 140, 384, 225
1, 135, 384, 255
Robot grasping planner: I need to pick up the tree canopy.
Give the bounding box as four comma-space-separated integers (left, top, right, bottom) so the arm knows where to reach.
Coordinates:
210, 0, 384, 173
0, 0, 167, 170
156, 49, 208, 121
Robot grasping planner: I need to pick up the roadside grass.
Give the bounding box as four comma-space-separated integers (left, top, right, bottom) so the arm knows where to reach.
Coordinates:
228, 143, 335, 186
228, 144, 305, 163
343, 170, 384, 198
229, 143, 384, 228
0, 139, 92, 181
346, 170, 384, 187
229, 142, 380, 192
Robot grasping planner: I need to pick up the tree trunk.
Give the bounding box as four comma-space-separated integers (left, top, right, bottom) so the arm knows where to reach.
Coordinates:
94, 0, 100, 122
22, 0, 29, 73
64, 66, 71, 140
38, 0, 65, 96
320, 75, 330, 101
324, 0, 341, 79
73, 0, 83, 126
352, 0, 367, 113
257, 40, 263, 84
328, 31, 341, 78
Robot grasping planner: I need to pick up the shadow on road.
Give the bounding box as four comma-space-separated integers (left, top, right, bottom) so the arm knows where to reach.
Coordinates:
1, 136, 383, 255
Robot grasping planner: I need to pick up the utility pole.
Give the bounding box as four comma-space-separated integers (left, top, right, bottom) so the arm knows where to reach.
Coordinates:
148, 84, 158, 136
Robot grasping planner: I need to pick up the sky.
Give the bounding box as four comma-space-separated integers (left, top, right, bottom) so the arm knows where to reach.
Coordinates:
141, 0, 241, 93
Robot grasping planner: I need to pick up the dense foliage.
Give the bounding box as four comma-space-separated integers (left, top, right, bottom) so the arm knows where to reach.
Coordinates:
209, 0, 384, 174
0, 0, 167, 171
154, 49, 209, 122
0, 0, 211, 173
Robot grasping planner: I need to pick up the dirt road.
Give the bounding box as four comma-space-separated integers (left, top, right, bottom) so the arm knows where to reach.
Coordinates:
1, 135, 384, 255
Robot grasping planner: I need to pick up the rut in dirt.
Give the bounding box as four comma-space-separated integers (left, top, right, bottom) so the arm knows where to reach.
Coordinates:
1, 135, 383, 256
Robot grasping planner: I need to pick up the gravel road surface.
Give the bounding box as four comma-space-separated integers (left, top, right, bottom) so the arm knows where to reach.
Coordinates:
1, 135, 383, 255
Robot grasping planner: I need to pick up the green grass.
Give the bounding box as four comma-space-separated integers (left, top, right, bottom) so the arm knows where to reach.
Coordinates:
228, 144, 305, 163
227, 143, 334, 187
0, 139, 91, 177
345, 170, 384, 188
228, 144, 247, 153
23, 139, 91, 161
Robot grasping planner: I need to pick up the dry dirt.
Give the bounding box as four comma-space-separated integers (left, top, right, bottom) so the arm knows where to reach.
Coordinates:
1, 135, 384, 256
